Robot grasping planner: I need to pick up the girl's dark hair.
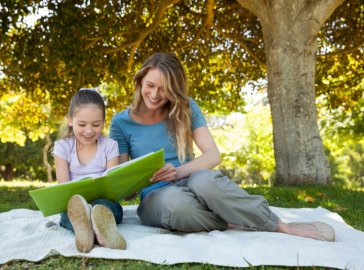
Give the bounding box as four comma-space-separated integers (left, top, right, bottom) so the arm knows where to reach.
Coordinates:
61, 89, 106, 138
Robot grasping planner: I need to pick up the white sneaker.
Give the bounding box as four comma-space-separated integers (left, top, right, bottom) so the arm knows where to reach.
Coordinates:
91, 204, 127, 250
67, 195, 94, 252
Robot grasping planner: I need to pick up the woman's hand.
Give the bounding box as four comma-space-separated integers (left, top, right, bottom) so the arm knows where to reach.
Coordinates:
150, 163, 177, 182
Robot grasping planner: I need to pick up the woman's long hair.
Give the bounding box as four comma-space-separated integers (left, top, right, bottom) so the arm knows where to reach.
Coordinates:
131, 53, 193, 163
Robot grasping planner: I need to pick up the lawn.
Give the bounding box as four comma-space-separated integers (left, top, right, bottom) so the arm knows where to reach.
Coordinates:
1, 180, 363, 270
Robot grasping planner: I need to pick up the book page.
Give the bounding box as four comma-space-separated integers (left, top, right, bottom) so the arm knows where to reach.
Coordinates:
57, 175, 94, 185
102, 151, 155, 175
56, 152, 155, 184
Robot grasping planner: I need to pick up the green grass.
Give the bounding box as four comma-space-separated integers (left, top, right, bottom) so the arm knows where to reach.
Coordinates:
1, 180, 363, 269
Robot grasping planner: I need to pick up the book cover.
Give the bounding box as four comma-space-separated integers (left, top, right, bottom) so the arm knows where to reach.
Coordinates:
29, 149, 164, 216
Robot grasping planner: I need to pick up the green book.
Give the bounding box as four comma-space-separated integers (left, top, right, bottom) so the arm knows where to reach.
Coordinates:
29, 148, 165, 217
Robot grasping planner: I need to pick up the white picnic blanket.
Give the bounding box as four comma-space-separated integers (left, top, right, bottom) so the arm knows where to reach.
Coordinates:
0, 205, 363, 269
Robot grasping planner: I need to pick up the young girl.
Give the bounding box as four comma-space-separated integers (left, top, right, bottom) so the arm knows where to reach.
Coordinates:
53, 88, 126, 253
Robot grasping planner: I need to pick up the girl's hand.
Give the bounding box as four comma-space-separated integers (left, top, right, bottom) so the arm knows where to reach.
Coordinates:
150, 163, 177, 182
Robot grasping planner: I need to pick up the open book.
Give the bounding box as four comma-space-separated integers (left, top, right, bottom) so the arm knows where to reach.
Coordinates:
29, 149, 164, 216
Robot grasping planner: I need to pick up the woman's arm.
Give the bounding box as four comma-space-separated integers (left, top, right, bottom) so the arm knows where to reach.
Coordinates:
151, 126, 221, 182
177, 126, 221, 178
54, 156, 71, 183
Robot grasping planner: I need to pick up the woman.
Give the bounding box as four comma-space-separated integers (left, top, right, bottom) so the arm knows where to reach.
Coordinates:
110, 52, 335, 241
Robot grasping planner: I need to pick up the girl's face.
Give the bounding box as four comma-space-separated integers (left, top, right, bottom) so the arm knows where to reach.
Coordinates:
141, 68, 169, 111
68, 104, 104, 146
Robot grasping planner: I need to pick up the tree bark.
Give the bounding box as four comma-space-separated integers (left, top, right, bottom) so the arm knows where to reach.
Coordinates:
237, 0, 345, 184
43, 132, 53, 182
1, 164, 14, 180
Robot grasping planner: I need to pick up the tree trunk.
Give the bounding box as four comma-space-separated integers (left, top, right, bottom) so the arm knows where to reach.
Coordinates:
237, 0, 345, 184
43, 132, 53, 182
1, 163, 14, 180
263, 25, 330, 184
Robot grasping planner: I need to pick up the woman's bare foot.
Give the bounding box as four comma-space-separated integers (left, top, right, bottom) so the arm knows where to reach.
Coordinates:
277, 220, 335, 241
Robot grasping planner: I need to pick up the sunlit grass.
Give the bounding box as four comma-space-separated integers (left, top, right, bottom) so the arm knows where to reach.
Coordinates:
0, 179, 53, 188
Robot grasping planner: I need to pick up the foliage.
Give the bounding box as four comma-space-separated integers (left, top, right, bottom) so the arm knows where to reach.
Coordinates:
1, 0, 362, 120
210, 94, 275, 185
0, 0, 257, 116
0, 87, 56, 146
0, 138, 53, 181
318, 97, 364, 188
0, 0, 363, 186
317, 0, 364, 110
208, 93, 364, 188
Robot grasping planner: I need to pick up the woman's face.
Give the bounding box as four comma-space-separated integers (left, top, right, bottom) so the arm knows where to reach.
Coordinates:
141, 68, 169, 111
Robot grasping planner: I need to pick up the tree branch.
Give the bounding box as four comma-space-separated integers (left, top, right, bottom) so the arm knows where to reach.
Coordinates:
83, 0, 181, 70
84, 29, 138, 50
124, 0, 182, 71
235, 0, 264, 17
235, 0, 270, 30
304, 0, 346, 35
43, 131, 53, 182
317, 42, 364, 59
176, 0, 215, 52
213, 25, 266, 68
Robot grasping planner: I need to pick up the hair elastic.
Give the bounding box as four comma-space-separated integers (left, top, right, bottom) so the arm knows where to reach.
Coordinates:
79, 87, 98, 91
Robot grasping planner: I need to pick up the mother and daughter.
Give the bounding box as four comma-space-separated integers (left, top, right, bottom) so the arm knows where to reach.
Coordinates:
53, 52, 335, 253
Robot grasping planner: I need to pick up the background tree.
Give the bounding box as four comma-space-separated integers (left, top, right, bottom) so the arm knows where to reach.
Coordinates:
236, 0, 345, 185
0, 0, 363, 184
0, 87, 56, 181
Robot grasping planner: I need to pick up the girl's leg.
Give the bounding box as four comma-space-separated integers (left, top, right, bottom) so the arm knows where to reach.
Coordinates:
60, 212, 74, 231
